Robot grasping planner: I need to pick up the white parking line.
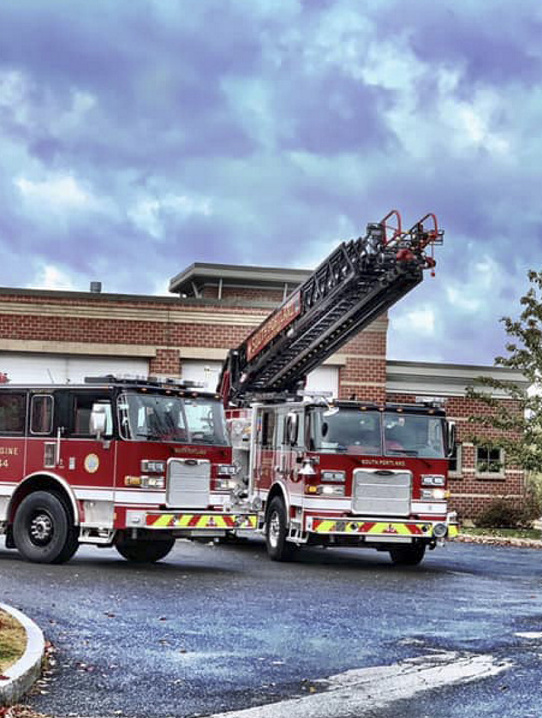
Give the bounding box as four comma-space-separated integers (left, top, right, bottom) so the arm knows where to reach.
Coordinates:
208, 650, 511, 718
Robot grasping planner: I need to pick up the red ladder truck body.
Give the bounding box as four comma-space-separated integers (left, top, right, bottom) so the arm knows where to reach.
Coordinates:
219, 211, 457, 565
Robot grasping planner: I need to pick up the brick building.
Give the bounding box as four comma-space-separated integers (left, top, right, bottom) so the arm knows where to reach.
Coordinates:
387, 361, 528, 520
0, 262, 529, 519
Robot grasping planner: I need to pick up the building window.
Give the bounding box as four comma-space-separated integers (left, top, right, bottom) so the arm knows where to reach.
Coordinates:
475, 446, 504, 478
448, 442, 462, 478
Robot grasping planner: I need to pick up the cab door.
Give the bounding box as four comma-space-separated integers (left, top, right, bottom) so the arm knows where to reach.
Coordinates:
253, 407, 276, 491
0, 391, 28, 512
279, 409, 304, 501
30, 390, 118, 501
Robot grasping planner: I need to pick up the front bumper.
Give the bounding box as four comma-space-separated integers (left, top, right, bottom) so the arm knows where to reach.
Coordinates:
306, 516, 459, 540
124, 510, 258, 533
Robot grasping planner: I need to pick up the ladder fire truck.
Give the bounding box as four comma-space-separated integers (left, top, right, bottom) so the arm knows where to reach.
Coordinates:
219, 210, 458, 566
0, 376, 256, 564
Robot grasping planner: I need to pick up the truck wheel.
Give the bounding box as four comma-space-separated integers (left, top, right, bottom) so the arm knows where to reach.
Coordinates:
265, 497, 295, 562
115, 537, 175, 563
389, 544, 426, 566
13, 491, 79, 564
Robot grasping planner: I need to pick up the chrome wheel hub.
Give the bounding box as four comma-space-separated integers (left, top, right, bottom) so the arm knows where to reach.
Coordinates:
268, 511, 280, 548
30, 512, 54, 545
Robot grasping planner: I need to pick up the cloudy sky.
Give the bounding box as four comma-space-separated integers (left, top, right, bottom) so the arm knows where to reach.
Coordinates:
0, 0, 539, 366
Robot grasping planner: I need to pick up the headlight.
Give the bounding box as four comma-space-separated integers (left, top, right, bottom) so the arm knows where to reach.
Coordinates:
215, 478, 238, 490
141, 459, 166, 474
218, 464, 237, 476
421, 488, 447, 501
321, 471, 346, 483
140, 475, 166, 490
318, 485, 345, 496
421, 474, 446, 487
433, 522, 448, 538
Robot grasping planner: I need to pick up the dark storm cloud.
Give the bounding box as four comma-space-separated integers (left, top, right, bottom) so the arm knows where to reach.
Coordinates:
282, 75, 393, 154
0, 0, 261, 168
0, 0, 540, 364
374, 2, 542, 86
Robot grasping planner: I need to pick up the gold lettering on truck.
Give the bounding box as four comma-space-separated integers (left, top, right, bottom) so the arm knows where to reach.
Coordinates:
0, 445, 19, 467
246, 292, 302, 361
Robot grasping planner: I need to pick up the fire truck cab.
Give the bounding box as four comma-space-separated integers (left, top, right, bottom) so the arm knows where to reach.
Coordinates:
0, 376, 256, 564
231, 398, 457, 565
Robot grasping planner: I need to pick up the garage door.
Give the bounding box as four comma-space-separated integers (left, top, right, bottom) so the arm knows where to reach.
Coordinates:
0, 353, 149, 384
180, 361, 223, 391
181, 360, 338, 398
305, 366, 339, 398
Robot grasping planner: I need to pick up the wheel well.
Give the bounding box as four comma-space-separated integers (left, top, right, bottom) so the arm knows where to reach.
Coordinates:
265, 484, 288, 519
8, 476, 78, 526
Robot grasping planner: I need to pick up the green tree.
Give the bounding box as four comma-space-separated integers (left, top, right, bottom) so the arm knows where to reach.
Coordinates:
468, 270, 542, 474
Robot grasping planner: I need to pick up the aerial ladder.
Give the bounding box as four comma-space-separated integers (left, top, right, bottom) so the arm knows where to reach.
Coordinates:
219, 210, 443, 406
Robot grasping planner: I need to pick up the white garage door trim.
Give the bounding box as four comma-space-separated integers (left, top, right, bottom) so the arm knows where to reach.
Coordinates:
0, 353, 149, 384
181, 360, 338, 398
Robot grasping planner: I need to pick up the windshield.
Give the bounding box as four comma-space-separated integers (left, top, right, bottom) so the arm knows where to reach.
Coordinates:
311, 408, 446, 458
384, 413, 445, 458
312, 409, 382, 454
118, 392, 229, 445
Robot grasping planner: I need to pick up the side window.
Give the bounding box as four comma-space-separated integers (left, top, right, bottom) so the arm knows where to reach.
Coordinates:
276, 413, 285, 447
0, 393, 26, 434
284, 412, 303, 449
31, 395, 54, 435
261, 411, 276, 449
307, 410, 321, 451
72, 395, 113, 437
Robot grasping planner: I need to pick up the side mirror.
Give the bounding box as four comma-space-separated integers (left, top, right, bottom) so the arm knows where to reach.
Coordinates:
90, 404, 108, 439
446, 421, 456, 458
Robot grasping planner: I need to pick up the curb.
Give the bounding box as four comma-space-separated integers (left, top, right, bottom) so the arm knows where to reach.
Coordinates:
456, 534, 542, 549
0, 603, 45, 707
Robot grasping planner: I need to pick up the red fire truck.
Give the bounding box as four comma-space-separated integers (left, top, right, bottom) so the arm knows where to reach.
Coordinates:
0, 376, 256, 564
219, 210, 458, 565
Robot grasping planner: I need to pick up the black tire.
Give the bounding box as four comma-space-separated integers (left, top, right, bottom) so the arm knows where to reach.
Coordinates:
265, 497, 295, 562
13, 491, 79, 564
389, 544, 426, 566
115, 536, 175, 563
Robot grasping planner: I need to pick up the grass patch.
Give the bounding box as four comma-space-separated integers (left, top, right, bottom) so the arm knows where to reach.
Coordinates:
0, 609, 27, 673
463, 527, 541, 541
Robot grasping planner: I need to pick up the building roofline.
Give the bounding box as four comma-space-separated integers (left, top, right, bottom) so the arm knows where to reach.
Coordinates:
386, 358, 529, 397
169, 262, 312, 295
387, 358, 527, 379
0, 286, 178, 304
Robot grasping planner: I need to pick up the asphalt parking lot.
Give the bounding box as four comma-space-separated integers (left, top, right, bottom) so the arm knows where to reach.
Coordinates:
3, 537, 542, 718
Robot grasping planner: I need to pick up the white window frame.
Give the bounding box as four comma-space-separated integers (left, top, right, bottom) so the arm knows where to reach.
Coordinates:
475, 446, 505, 479
448, 442, 462, 478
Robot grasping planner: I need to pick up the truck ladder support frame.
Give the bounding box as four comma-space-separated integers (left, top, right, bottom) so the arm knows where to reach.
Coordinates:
219, 211, 444, 406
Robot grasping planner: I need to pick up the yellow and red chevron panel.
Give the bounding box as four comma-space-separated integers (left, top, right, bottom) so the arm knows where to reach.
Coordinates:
311, 519, 456, 537
146, 512, 257, 530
